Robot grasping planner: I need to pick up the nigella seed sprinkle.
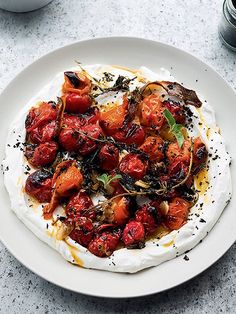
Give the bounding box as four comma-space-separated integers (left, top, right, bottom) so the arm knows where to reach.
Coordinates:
183, 255, 189, 261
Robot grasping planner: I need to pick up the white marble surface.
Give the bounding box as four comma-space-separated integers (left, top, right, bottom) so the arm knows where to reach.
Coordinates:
0, 0, 235, 312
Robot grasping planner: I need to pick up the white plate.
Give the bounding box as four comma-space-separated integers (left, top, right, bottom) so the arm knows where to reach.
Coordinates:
0, 37, 235, 298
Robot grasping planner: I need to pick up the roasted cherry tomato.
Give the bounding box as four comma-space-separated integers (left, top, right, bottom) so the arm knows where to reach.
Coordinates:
112, 123, 145, 146
66, 190, 95, 221
106, 196, 130, 226
193, 137, 208, 166
29, 120, 57, 144
98, 143, 119, 171
65, 93, 92, 114
99, 98, 127, 135
166, 140, 191, 166
164, 100, 185, 124
25, 170, 53, 203
69, 217, 94, 247
54, 164, 83, 197
26, 141, 58, 168
59, 124, 102, 155
139, 136, 164, 162
164, 197, 191, 230
122, 220, 145, 248
25, 102, 57, 133
135, 203, 159, 234
119, 153, 148, 180
59, 127, 81, 152
62, 113, 85, 128
168, 160, 189, 179
88, 228, 121, 257
62, 71, 91, 95
139, 95, 165, 129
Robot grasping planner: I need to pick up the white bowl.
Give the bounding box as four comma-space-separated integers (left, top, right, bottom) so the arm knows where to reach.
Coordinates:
0, 0, 52, 12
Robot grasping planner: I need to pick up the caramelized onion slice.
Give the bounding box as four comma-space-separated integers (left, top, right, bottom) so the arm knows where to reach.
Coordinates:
141, 81, 202, 107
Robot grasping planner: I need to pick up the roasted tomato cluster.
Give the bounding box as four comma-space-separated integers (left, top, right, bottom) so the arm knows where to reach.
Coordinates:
24, 70, 208, 258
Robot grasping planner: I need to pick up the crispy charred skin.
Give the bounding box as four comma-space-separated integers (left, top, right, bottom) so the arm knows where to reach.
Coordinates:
25, 170, 53, 203
122, 220, 145, 249
66, 190, 95, 221
25, 141, 58, 167
164, 197, 191, 230
119, 153, 148, 180
88, 226, 121, 257
69, 217, 94, 248
135, 203, 160, 235
43, 161, 83, 219
98, 143, 119, 171
25, 102, 57, 133
112, 123, 145, 146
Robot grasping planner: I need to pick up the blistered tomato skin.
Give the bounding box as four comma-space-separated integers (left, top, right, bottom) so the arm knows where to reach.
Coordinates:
25, 102, 57, 133
66, 191, 95, 221
65, 93, 92, 114
166, 140, 191, 166
119, 153, 148, 180
135, 204, 159, 234
98, 144, 119, 171
122, 220, 145, 248
29, 121, 57, 144
113, 124, 145, 146
59, 127, 81, 152
27, 141, 58, 167
25, 170, 53, 203
88, 229, 121, 257
62, 113, 85, 128
59, 124, 103, 155
164, 197, 191, 230
140, 136, 164, 162
139, 95, 165, 129
69, 217, 94, 247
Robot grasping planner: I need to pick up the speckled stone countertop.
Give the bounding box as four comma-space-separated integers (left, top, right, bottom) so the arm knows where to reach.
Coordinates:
0, 0, 235, 313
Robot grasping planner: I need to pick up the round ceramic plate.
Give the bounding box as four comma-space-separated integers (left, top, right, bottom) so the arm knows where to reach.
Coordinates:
0, 37, 235, 298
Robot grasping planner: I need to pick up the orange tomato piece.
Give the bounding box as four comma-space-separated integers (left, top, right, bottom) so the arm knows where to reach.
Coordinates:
139, 94, 165, 129
99, 97, 128, 135
139, 136, 164, 162
62, 71, 91, 95
165, 197, 191, 230
166, 140, 191, 165
55, 165, 83, 197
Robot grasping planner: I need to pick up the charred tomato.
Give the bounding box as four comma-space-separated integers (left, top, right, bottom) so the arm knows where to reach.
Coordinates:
25, 141, 58, 168
122, 220, 145, 248
69, 217, 94, 247
65, 93, 92, 114
139, 95, 165, 130
25, 170, 53, 203
98, 143, 119, 171
88, 227, 121, 257
66, 190, 95, 221
139, 136, 164, 162
135, 203, 160, 234
119, 153, 148, 180
112, 123, 145, 146
164, 197, 191, 230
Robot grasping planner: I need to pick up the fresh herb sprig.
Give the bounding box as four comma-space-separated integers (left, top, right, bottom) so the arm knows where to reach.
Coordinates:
97, 173, 122, 189
163, 108, 185, 148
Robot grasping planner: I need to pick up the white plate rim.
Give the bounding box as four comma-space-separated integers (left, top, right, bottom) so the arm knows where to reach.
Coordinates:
0, 36, 235, 298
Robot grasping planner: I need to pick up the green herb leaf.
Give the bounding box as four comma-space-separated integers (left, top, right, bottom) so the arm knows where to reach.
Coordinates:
163, 108, 185, 148
97, 173, 122, 189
